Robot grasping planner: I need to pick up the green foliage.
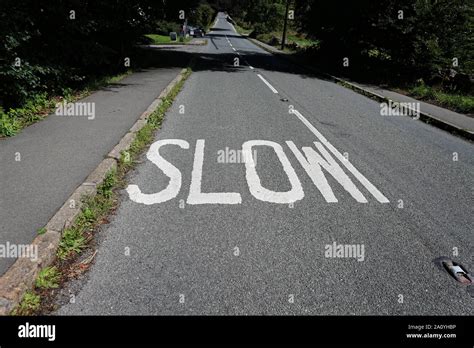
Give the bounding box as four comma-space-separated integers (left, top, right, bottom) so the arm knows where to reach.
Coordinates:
255, 30, 319, 51
287, 34, 319, 49
189, 2, 216, 29
155, 20, 182, 35
234, 23, 253, 36
57, 169, 117, 260
97, 170, 117, 199
11, 291, 40, 315
409, 83, 474, 114
35, 267, 60, 289
129, 68, 191, 158
145, 34, 191, 45
0, 0, 201, 118
293, 0, 473, 84
7, 93, 52, 123
232, 0, 285, 35
0, 71, 132, 137
0, 109, 20, 136
57, 227, 87, 260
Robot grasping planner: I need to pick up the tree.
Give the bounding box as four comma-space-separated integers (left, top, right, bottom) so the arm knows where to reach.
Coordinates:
189, 2, 215, 29
293, 0, 473, 83
0, 0, 201, 108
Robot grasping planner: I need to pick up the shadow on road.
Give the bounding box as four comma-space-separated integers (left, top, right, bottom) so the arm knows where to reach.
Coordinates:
135, 33, 330, 81
207, 27, 229, 32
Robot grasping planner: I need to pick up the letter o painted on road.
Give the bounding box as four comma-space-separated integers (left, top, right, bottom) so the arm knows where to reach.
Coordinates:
242, 140, 304, 204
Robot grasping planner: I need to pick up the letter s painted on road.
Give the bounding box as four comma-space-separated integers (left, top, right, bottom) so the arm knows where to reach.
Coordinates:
126, 139, 189, 205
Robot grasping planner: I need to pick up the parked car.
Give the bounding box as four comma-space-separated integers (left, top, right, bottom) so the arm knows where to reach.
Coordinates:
186, 25, 204, 37
184, 26, 193, 36
194, 27, 205, 37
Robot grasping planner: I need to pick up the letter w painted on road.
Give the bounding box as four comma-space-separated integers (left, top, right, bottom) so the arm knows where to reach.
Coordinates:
287, 141, 367, 203
288, 108, 389, 204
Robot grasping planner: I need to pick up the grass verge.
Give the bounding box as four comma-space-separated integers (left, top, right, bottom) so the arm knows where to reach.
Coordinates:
9, 67, 192, 315
234, 23, 252, 36
255, 31, 319, 53
233, 20, 318, 53
145, 34, 192, 45
407, 84, 474, 114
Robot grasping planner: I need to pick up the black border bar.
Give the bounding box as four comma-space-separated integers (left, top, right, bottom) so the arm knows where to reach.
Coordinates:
0, 316, 472, 346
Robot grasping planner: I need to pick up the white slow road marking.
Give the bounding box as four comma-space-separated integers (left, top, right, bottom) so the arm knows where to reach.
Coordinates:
289, 109, 390, 203
126, 139, 189, 205
127, 136, 387, 205
243, 140, 304, 203
288, 141, 367, 203
187, 140, 242, 204
257, 74, 278, 94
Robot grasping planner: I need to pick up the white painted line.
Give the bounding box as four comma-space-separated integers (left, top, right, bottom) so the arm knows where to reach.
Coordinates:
257, 74, 278, 94
249, 66, 254, 70
289, 109, 390, 203
232, 47, 236, 51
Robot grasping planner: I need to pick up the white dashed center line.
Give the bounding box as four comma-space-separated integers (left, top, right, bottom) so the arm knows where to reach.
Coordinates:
224, 30, 256, 74
257, 74, 278, 94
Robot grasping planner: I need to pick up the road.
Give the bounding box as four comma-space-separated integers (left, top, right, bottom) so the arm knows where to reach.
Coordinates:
57, 13, 473, 315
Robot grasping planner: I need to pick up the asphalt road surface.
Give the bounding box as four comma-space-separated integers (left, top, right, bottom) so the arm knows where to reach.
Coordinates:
58, 13, 473, 315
